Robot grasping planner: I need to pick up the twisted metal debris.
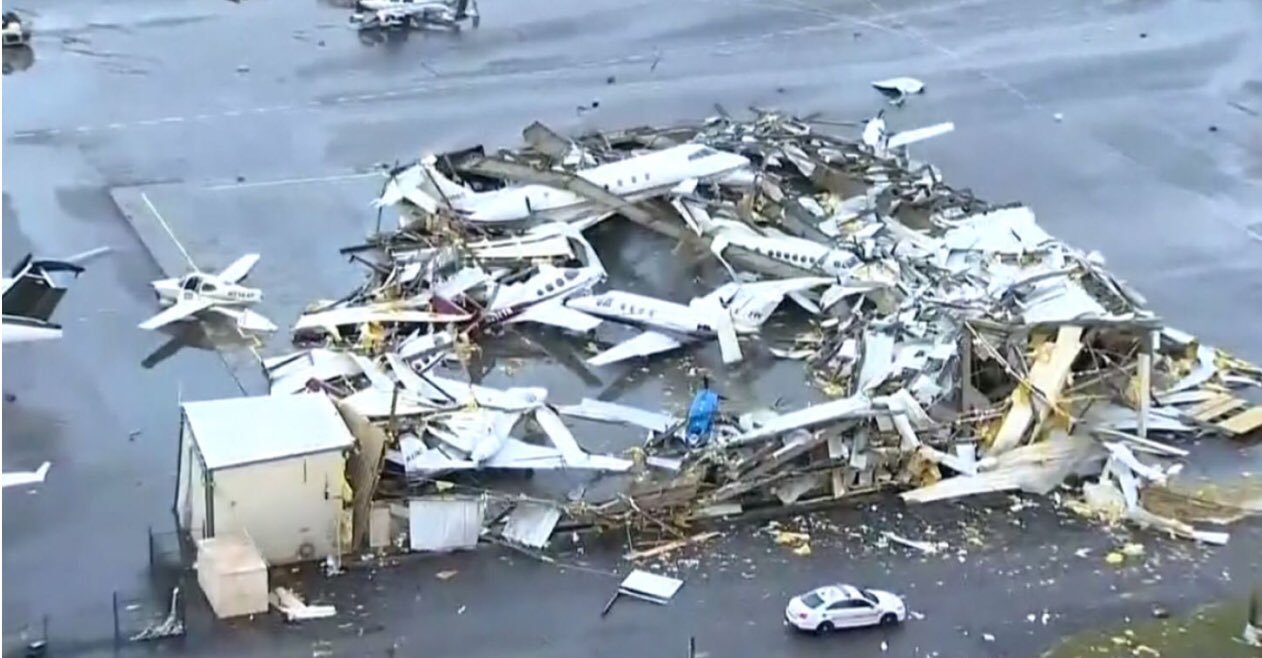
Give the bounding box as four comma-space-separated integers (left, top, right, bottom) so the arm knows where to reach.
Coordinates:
266, 109, 1261, 554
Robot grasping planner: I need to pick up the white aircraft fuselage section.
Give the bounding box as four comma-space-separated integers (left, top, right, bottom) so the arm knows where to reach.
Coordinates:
437, 144, 751, 224
1, 319, 63, 343
717, 232, 859, 278
566, 291, 718, 338
484, 264, 603, 322
154, 273, 262, 309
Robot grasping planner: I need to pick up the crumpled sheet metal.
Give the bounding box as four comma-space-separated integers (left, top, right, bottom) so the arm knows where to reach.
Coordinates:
265, 110, 1261, 549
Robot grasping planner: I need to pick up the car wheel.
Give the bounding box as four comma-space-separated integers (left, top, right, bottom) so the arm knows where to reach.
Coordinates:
816, 621, 834, 633
880, 613, 898, 626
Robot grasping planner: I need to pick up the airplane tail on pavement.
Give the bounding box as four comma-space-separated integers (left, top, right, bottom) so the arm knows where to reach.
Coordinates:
0, 249, 106, 344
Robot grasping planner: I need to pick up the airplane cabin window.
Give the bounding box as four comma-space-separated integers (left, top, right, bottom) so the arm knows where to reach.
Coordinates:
201, 282, 218, 293
565, 270, 579, 280
545, 284, 555, 292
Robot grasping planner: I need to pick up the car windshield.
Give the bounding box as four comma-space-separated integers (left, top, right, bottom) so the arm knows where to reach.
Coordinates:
801, 592, 825, 609
858, 589, 879, 605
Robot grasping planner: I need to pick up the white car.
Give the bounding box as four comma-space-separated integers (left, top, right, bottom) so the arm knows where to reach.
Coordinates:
784, 584, 907, 633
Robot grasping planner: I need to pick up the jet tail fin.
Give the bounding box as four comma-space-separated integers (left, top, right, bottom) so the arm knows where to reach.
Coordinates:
3, 254, 91, 322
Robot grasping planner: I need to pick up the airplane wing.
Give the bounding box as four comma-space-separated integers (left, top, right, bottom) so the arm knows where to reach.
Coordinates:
588, 330, 685, 366
2, 462, 51, 488
209, 306, 278, 333
508, 301, 602, 333
138, 298, 214, 331
533, 407, 634, 471
887, 121, 956, 149
216, 253, 261, 285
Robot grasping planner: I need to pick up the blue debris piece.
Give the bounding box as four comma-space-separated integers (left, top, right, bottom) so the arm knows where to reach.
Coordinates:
685, 386, 720, 448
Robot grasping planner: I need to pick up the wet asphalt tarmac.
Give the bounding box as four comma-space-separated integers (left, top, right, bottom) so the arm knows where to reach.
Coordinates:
3, 0, 1261, 655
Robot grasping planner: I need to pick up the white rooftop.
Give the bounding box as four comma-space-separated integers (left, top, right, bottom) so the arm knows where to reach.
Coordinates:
182, 393, 354, 470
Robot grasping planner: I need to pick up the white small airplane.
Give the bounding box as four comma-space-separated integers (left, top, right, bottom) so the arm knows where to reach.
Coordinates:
351, 0, 479, 31
861, 110, 955, 160
564, 276, 832, 366
2, 248, 108, 344
478, 228, 607, 333
139, 253, 278, 333
376, 143, 752, 225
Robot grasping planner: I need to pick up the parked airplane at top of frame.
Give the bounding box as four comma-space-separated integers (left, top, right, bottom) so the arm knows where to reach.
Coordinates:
375, 143, 753, 225
139, 253, 278, 333
351, 0, 480, 31
2, 248, 109, 344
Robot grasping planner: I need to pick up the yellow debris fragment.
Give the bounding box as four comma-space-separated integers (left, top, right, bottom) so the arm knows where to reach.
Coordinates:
792, 543, 812, 557
774, 531, 811, 546
1121, 542, 1145, 557
1106, 552, 1125, 565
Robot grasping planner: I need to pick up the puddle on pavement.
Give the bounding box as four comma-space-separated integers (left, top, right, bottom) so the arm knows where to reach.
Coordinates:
1040, 599, 1261, 658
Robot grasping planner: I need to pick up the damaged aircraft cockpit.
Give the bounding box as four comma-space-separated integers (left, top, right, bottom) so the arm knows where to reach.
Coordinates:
264, 109, 1262, 556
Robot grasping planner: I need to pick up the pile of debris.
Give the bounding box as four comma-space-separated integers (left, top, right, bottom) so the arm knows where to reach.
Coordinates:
264, 108, 1261, 555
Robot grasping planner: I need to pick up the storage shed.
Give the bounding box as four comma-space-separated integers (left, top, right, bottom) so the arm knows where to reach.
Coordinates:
174, 394, 355, 566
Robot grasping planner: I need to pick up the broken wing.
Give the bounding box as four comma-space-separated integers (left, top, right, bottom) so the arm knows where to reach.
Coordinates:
588, 330, 686, 366
508, 301, 602, 333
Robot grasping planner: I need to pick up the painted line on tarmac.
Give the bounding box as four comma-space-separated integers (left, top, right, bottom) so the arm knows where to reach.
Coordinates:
203, 172, 380, 192
6, 18, 868, 139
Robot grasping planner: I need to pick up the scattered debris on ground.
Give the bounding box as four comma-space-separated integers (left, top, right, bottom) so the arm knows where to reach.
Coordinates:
240, 108, 1260, 567
271, 587, 337, 622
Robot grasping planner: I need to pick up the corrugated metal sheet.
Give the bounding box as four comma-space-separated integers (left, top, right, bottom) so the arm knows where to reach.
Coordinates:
502, 502, 561, 548
407, 497, 485, 552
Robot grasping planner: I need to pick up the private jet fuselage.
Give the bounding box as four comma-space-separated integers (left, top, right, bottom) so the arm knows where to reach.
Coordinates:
479, 231, 606, 328
482, 264, 604, 324
427, 144, 751, 224
566, 288, 764, 338
712, 229, 859, 278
